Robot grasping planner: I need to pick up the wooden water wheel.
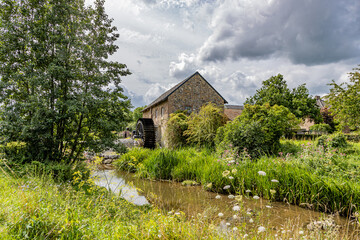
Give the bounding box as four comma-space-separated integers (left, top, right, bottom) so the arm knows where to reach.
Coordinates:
135, 118, 156, 149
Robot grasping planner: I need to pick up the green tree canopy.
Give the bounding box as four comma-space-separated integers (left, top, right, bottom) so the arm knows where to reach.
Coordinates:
0, 0, 131, 163
126, 106, 146, 131
327, 66, 360, 131
216, 103, 299, 158
245, 74, 321, 121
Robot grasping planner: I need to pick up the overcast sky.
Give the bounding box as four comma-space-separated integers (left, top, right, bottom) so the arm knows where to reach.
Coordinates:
90, 0, 360, 108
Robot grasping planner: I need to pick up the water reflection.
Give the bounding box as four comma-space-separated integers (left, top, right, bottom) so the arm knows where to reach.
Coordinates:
92, 170, 149, 206
94, 169, 358, 236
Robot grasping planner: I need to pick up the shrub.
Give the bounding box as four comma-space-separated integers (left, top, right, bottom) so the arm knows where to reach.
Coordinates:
184, 103, 226, 148
216, 104, 299, 158
317, 133, 348, 150
114, 147, 151, 172
310, 123, 332, 134
0, 141, 28, 165
165, 112, 188, 149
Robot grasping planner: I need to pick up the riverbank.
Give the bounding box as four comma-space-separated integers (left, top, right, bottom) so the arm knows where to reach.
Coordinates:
1, 158, 359, 239
114, 140, 360, 218
0, 168, 244, 239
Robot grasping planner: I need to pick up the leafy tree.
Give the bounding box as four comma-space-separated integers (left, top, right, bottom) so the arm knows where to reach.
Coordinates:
245, 74, 321, 121
126, 106, 146, 131
216, 104, 299, 158
184, 103, 226, 148
327, 66, 360, 131
0, 0, 131, 163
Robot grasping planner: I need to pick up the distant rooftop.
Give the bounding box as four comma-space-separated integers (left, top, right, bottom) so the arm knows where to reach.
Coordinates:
315, 96, 326, 108
224, 105, 244, 110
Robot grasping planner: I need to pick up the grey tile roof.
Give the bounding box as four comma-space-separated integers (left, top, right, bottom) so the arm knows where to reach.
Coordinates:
142, 72, 227, 112
224, 105, 244, 110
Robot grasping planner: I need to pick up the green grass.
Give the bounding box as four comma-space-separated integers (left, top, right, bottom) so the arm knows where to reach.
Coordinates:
0, 163, 250, 239
1, 152, 356, 239
115, 141, 360, 217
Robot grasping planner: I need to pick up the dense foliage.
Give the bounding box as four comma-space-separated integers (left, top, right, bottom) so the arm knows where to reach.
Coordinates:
126, 106, 146, 131
165, 112, 188, 149
216, 104, 299, 157
327, 66, 360, 131
184, 103, 226, 148
309, 123, 332, 134
245, 74, 322, 121
0, 0, 131, 164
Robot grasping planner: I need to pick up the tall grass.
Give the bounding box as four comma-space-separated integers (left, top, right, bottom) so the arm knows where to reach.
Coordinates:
0, 165, 248, 239
115, 143, 360, 217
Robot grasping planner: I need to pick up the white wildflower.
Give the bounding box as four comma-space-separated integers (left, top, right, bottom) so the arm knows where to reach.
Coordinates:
228, 194, 235, 199
215, 195, 221, 199
258, 226, 266, 233
258, 171, 266, 176
271, 179, 279, 183
223, 185, 231, 190
253, 195, 260, 200
218, 212, 224, 217
249, 218, 254, 223
232, 205, 240, 211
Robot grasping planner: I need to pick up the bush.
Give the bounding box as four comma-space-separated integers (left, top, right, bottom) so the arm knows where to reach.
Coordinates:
317, 133, 348, 150
165, 112, 188, 149
114, 147, 152, 172
0, 141, 28, 165
184, 103, 226, 148
216, 104, 299, 158
310, 123, 332, 134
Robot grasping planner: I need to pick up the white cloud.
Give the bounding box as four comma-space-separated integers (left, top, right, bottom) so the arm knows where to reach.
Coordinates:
144, 83, 175, 104
119, 28, 163, 44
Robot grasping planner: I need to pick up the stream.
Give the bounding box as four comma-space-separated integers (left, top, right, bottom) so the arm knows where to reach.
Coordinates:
93, 169, 359, 236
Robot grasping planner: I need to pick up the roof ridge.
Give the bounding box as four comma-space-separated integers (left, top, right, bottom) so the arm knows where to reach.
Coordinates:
142, 72, 227, 112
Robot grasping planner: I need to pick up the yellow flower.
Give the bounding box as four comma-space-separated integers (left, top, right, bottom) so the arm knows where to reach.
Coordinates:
231, 168, 237, 174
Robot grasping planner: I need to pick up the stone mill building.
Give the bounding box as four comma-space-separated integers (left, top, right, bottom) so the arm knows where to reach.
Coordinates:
142, 72, 232, 146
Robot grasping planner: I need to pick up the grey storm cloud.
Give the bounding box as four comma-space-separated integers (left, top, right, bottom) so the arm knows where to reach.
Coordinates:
199, 0, 360, 65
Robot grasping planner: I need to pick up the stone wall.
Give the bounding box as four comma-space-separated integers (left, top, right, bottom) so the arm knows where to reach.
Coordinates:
168, 74, 225, 114
299, 117, 315, 131
141, 73, 226, 147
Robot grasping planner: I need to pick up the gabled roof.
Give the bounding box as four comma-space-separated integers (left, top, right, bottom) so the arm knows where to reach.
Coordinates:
142, 72, 228, 112
315, 96, 326, 108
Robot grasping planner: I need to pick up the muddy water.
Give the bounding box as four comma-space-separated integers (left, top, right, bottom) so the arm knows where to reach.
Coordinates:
94, 169, 359, 235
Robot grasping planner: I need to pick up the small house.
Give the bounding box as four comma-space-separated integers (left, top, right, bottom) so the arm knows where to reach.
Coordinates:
142, 72, 228, 146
